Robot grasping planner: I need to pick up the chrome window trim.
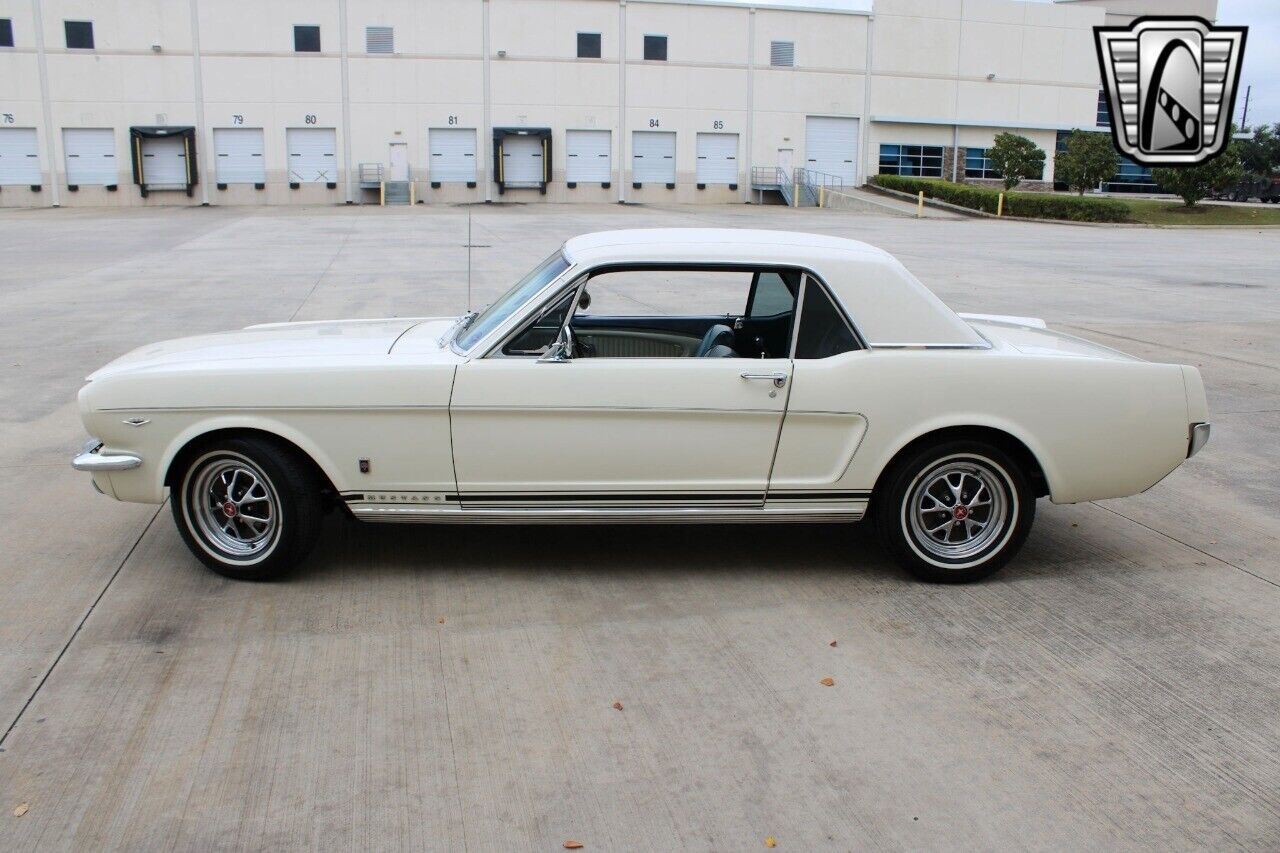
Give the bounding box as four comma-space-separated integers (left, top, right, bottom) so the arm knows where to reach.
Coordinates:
868, 342, 992, 350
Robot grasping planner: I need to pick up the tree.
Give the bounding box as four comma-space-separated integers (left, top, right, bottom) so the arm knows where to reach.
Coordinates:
1152, 143, 1243, 208
986, 132, 1046, 191
1054, 130, 1120, 195
1237, 123, 1280, 178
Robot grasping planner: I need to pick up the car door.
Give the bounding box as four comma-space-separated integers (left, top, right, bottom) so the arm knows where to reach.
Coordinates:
448, 266, 796, 510
766, 275, 870, 514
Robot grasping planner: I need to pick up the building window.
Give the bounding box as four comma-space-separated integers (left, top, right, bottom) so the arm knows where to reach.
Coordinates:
1096, 89, 1111, 128
878, 144, 943, 178
294, 25, 320, 53
64, 20, 94, 50
964, 149, 1002, 180
643, 34, 667, 61
1106, 156, 1159, 193
365, 26, 393, 54
0, 19, 14, 48
770, 41, 794, 67
577, 32, 601, 58
966, 148, 1044, 181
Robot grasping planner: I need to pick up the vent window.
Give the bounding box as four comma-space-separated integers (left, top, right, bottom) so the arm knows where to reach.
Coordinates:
64, 20, 93, 49
294, 25, 320, 53
577, 32, 601, 58
770, 41, 794, 67
0, 19, 13, 48
366, 26, 393, 54
643, 34, 666, 61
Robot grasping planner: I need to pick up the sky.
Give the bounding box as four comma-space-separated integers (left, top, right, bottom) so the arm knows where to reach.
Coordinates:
733, 0, 1279, 128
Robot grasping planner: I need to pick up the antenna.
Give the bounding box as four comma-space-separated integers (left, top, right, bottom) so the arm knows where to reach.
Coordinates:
1240, 84, 1252, 130
466, 207, 472, 311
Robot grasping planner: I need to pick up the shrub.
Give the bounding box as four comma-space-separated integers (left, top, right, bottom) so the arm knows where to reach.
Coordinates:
870, 175, 1130, 223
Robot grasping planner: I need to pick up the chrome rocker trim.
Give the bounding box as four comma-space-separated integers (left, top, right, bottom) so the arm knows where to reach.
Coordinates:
71, 439, 143, 472
349, 502, 868, 524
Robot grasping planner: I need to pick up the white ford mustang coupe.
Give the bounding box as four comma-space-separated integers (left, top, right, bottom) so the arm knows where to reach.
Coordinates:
73, 229, 1210, 583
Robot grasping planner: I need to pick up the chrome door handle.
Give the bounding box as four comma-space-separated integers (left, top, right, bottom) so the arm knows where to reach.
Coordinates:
740, 371, 788, 388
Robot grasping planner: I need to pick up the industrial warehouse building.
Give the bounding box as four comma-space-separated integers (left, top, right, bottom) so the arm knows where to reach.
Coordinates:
0, 0, 1216, 208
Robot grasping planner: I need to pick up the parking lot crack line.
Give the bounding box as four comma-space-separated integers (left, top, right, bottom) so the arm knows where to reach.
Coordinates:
0, 504, 163, 749
287, 227, 354, 323
1060, 325, 1280, 373
436, 624, 469, 853
1089, 501, 1280, 590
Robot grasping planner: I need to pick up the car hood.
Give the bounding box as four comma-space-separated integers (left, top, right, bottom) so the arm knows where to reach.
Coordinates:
87, 317, 457, 380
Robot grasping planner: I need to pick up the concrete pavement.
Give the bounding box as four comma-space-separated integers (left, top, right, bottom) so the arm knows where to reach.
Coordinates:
0, 203, 1277, 850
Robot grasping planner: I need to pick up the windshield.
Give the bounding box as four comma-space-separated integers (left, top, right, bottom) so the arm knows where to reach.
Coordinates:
455, 251, 572, 351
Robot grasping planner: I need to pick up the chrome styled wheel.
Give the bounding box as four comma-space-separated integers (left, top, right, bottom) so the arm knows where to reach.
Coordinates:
182, 451, 282, 565
877, 441, 1035, 583
907, 460, 1010, 562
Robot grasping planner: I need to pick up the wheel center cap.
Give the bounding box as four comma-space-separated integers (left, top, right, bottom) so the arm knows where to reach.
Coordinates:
222, 500, 238, 518
953, 505, 970, 521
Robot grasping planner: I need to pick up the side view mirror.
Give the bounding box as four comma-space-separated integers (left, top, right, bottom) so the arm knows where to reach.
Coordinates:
577, 289, 591, 312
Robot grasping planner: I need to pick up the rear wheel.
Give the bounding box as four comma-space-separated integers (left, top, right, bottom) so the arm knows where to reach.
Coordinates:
171, 436, 322, 580
875, 440, 1035, 583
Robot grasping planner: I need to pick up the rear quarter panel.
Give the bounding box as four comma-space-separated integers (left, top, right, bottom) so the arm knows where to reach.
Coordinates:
815, 349, 1190, 504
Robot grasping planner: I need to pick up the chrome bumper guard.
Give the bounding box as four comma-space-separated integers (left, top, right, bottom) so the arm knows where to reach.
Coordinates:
1188, 423, 1211, 459
72, 438, 143, 472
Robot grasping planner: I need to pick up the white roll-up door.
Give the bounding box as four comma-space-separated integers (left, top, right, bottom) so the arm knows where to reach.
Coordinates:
63, 128, 116, 186
140, 136, 189, 188
428, 128, 476, 183
695, 132, 738, 185
501, 135, 543, 186
804, 116, 859, 185
286, 127, 337, 183
0, 128, 41, 185
566, 130, 611, 183
213, 127, 266, 184
632, 130, 676, 184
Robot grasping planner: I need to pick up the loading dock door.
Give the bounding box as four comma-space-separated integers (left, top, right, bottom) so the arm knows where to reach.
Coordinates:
632, 130, 676, 184
695, 132, 738, 185
286, 127, 337, 183
0, 128, 41, 185
804, 116, 859, 185
63, 128, 116, 186
213, 127, 265, 184
501, 135, 543, 187
566, 130, 611, 183
429, 128, 476, 183
140, 136, 189, 189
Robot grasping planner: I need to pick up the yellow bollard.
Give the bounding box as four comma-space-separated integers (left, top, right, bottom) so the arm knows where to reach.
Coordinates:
410, 181, 416, 205
793, 181, 800, 208
917, 190, 925, 218
819, 186, 825, 208
379, 181, 385, 207
997, 192, 1005, 217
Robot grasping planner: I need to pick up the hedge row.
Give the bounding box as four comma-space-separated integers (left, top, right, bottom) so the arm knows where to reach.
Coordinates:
870, 174, 1131, 223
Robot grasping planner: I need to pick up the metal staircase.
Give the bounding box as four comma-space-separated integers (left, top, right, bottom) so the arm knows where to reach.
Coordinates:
383, 181, 411, 205
750, 166, 845, 208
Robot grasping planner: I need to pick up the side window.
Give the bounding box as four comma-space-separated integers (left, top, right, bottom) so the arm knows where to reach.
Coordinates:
748, 271, 796, 318
794, 280, 858, 359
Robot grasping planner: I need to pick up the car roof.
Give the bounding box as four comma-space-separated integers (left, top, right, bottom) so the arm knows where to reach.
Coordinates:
560, 228, 985, 348
563, 228, 892, 264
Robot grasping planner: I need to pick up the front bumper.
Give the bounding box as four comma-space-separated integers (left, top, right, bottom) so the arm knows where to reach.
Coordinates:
1188, 422, 1211, 458
71, 438, 143, 472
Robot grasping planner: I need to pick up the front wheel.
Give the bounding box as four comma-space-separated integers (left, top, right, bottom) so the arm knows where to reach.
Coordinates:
875, 440, 1035, 583
171, 436, 323, 580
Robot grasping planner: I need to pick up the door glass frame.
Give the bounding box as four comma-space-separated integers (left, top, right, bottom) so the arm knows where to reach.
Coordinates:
487, 262, 821, 361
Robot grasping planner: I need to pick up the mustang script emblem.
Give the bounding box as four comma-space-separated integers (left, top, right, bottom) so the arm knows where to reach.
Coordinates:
1095, 16, 1247, 167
